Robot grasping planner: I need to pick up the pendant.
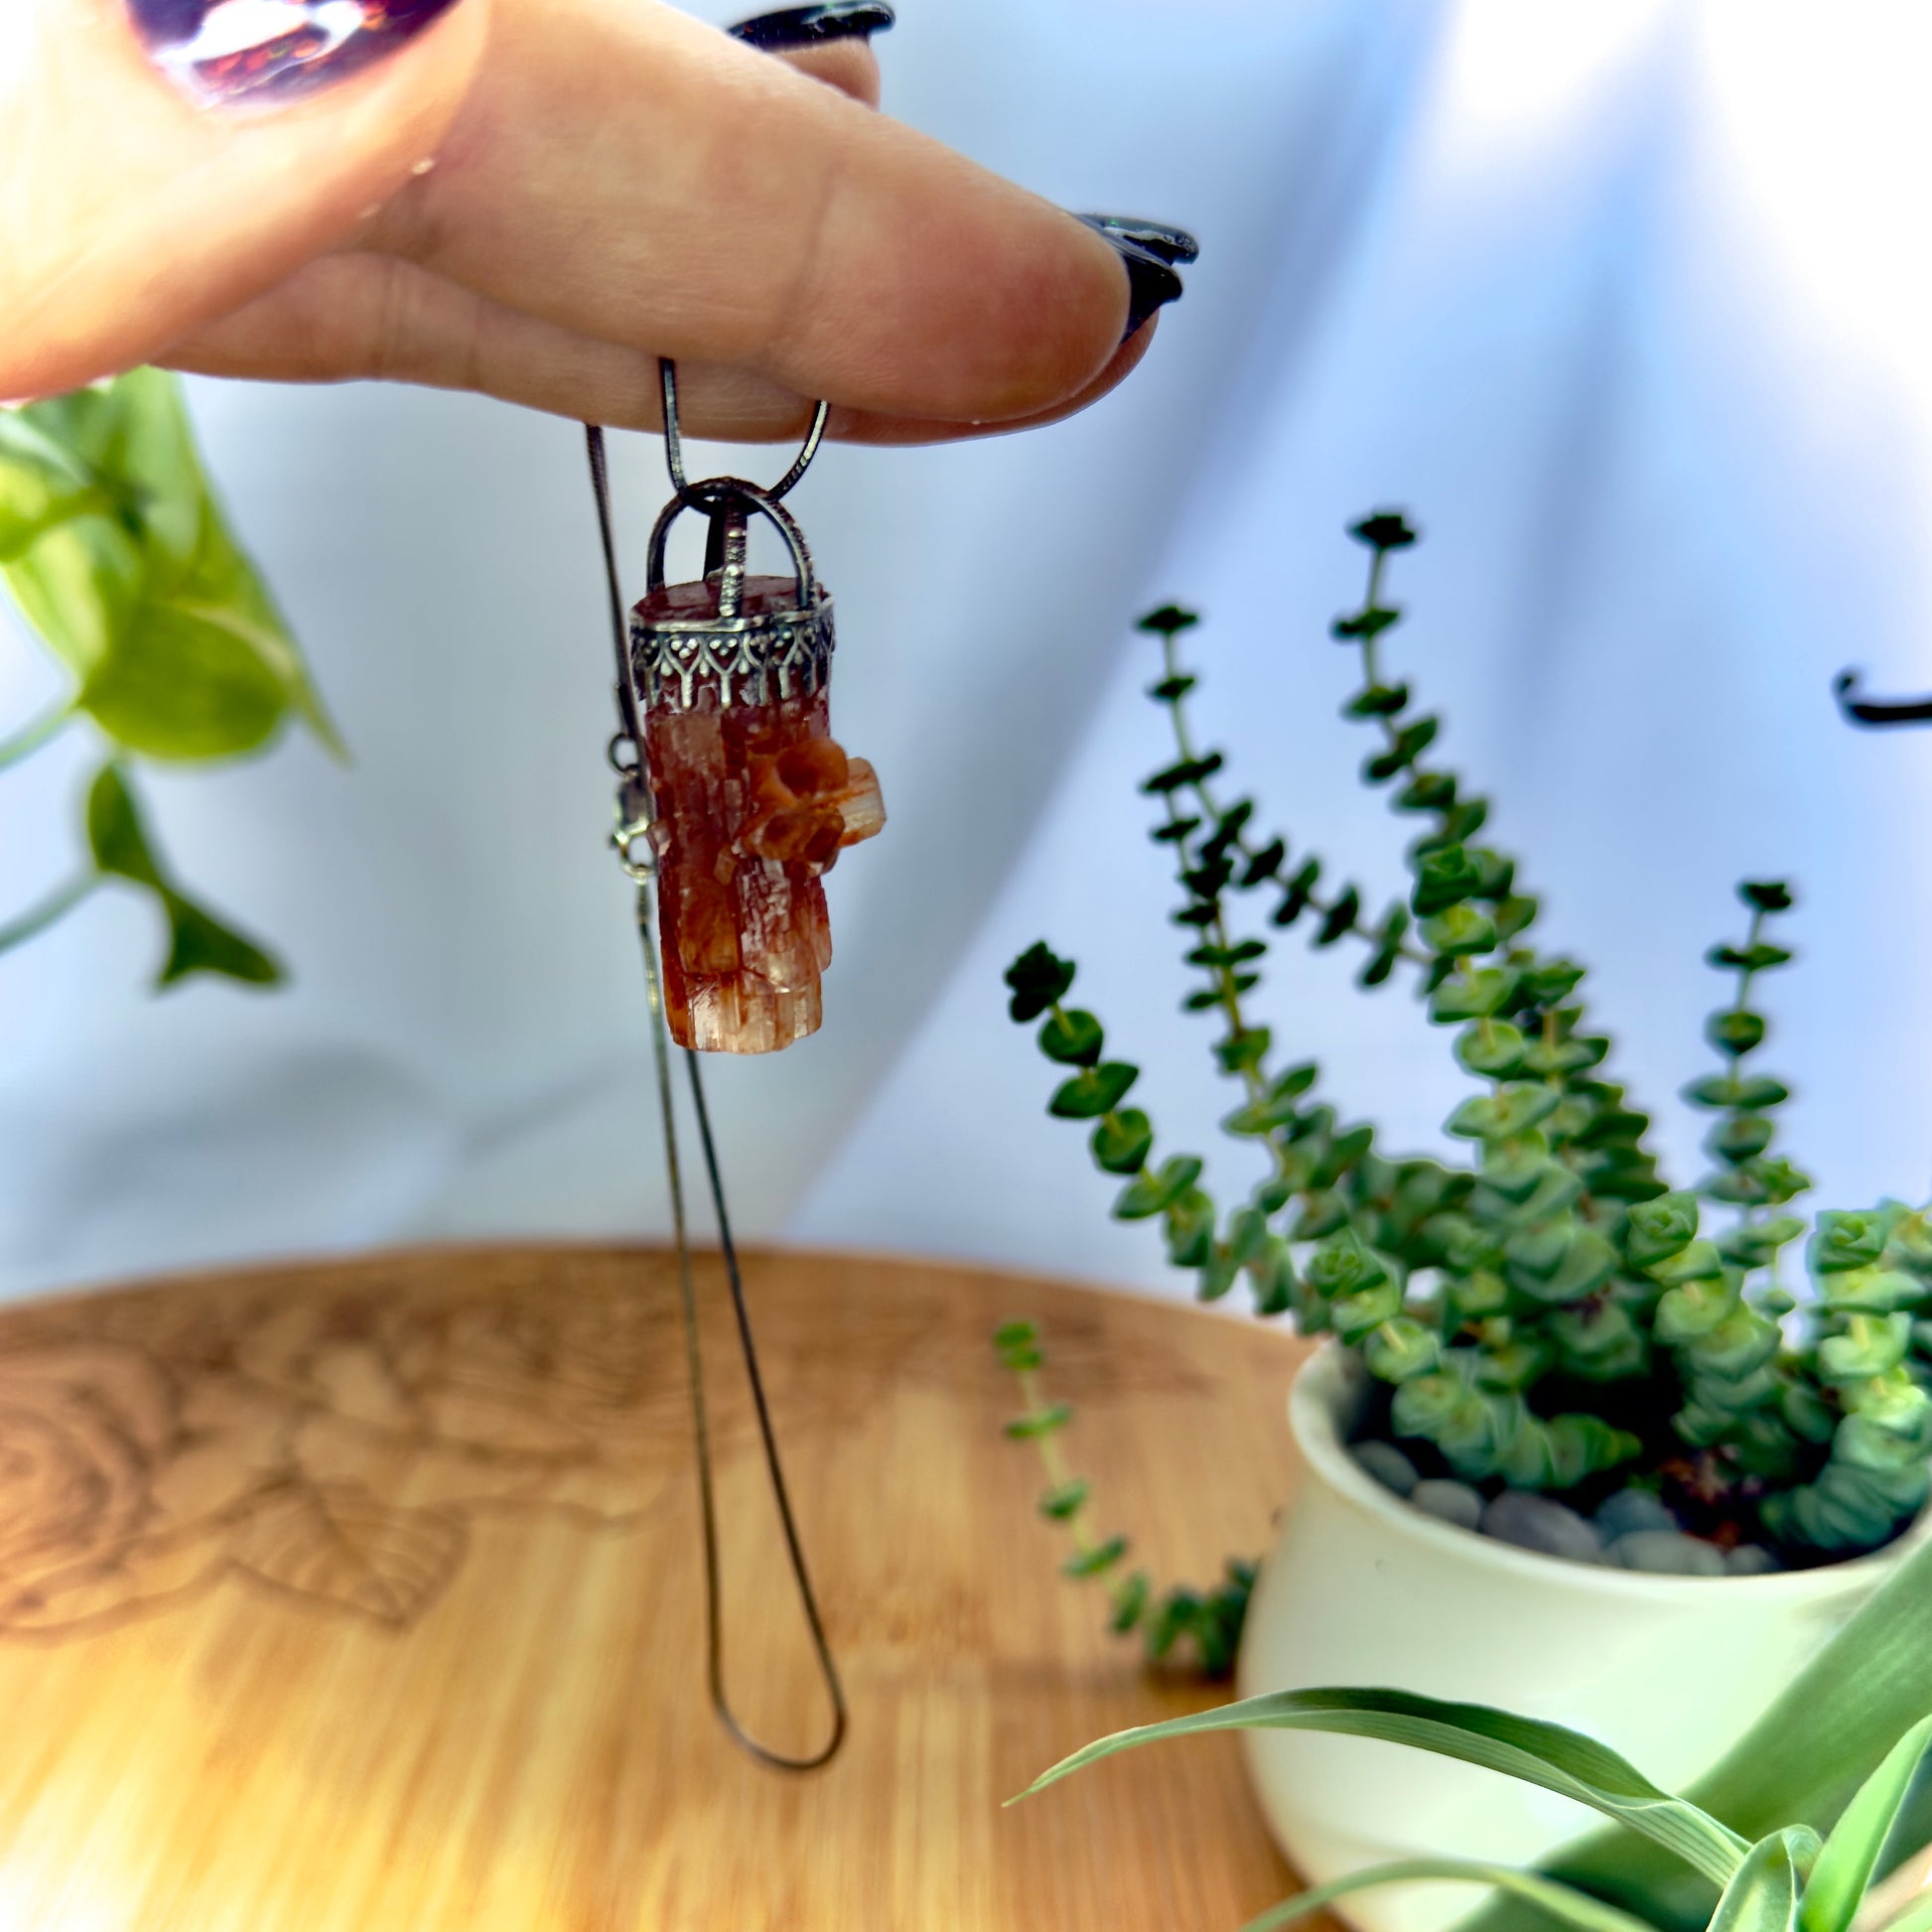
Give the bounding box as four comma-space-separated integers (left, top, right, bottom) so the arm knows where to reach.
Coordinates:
621, 370, 885, 1054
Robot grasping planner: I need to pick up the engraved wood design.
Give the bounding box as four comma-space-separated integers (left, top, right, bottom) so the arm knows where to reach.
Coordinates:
0, 1246, 1306, 1930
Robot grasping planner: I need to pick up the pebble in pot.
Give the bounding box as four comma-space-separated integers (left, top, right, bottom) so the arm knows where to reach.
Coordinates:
1594, 1487, 1679, 1540
1609, 1530, 1729, 1577
1480, 1491, 1603, 1564
1410, 1479, 1484, 1533
1351, 1441, 1418, 1498
1727, 1544, 1784, 1576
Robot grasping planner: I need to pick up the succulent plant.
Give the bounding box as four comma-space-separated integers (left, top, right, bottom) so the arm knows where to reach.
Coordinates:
997, 511, 1932, 1661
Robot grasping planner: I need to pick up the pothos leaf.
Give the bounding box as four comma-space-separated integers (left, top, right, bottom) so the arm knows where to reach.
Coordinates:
0, 410, 114, 562
85, 764, 283, 989
3, 370, 342, 761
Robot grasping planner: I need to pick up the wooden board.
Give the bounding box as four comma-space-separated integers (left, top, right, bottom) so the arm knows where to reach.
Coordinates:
0, 1245, 1308, 1930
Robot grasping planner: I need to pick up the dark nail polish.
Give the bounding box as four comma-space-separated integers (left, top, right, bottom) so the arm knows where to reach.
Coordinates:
729, 3, 897, 52
1074, 213, 1198, 344
128, 0, 467, 106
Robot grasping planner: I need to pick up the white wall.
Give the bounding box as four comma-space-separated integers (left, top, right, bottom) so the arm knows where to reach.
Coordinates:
4, 2, 1931, 1303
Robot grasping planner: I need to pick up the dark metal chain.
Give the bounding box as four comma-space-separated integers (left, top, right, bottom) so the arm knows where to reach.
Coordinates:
583, 417, 847, 1773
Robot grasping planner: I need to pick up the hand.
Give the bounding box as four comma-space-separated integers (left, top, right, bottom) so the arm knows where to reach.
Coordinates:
3, 0, 1195, 444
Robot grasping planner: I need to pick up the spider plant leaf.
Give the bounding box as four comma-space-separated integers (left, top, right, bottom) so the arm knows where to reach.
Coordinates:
1010, 1686, 1747, 1886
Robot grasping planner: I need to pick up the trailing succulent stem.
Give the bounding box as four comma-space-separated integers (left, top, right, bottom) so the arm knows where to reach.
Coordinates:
998, 509, 1932, 1662
994, 1320, 1255, 1676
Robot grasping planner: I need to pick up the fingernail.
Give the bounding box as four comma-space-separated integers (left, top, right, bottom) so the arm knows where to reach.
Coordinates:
728, 3, 897, 51
128, 0, 468, 107
1074, 214, 1199, 345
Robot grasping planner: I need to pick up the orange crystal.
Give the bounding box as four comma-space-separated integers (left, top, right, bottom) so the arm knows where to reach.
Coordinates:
636, 579, 884, 1053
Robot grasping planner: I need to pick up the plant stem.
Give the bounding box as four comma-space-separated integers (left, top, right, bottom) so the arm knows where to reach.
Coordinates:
0, 702, 74, 774
0, 871, 99, 956
1018, 1365, 1099, 1562
1156, 632, 1424, 978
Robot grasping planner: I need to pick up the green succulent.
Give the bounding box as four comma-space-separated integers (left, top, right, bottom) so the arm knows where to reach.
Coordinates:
997, 509, 1932, 1670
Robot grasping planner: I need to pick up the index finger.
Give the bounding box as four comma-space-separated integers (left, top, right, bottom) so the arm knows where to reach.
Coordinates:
363, 0, 1144, 427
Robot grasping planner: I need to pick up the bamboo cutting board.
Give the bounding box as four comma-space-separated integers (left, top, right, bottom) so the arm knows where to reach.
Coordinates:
0, 1245, 1305, 1930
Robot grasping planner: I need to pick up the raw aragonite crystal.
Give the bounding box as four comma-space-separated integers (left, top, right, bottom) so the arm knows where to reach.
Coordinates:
635, 571, 885, 1054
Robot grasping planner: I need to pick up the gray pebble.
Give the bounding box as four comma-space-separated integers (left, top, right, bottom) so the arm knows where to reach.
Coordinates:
1351, 1441, 1419, 1498
1726, 1544, 1784, 1577
1609, 1530, 1729, 1578
1594, 1488, 1678, 1540
1481, 1490, 1604, 1564
1410, 1479, 1484, 1532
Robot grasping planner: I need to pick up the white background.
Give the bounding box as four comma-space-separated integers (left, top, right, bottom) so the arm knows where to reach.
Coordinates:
4, 1, 1931, 1306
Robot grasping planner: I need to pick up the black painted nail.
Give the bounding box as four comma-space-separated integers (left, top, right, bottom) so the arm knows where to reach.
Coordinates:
128, 0, 467, 106
729, 3, 897, 51
1074, 213, 1198, 344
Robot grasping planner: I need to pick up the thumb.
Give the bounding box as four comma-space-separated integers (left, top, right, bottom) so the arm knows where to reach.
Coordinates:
2, 0, 490, 400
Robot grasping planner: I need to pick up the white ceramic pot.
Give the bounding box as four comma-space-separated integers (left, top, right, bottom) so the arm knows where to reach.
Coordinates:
1236, 1345, 1924, 1932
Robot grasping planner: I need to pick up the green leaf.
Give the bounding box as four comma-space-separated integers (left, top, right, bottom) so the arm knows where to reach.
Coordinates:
1740, 880, 1794, 913
993, 1320, 1040, 1370
1709, 944, 1795, 975
1011, 1686, 1748, 1884
6, 371, 339, 760
1333, 606, 1403, 640
1275, 858, 1321, 926
1346, 683, 1411, 718
1414, 844, 1483, 916
1455, 1020, 1527, 1078
1109, 1571, 1151, 1632
157, 891, 280, 988
1215, 1027, 1271, 1074
1143, 753, 1225, 794
1477, 1536, 1932, 1932
1314, 886, 1362, 946
1399, 770, 1457, 811
1114, 1155, 1204, 1222
1797, 1715, 1932, 1932
84, 764, 280, 989
1240, 838, 1287, 887
1421, 904, 1499, 959
1624, 1192, 1701, 1269
1136, 604, 1199, 635
1709, 1011, 1769, 1058
1447, 1085, 1561, 1144
1683, 1075, 1792, 1112
1708, 1115, 1776, 1165
1351, 510, 1420, 550
1305, 1228, 1390, 1302
1048, 1062, 1139, 1119
1091, 1109, 1154, 1175
1708, 1833, 1806, 1932
1004, 1404, 1073, 1440
1038, 1480, 1091, 1521
0, 410, 113, 561
1365, 717, 1439, 782
1039, 1008, 1104, 1065
1062, 1535, 1128, 1579
1006, 941, 1076, 1023
1234, 1860, 1663, 1932
1164, 1187, 1216, 1268
1810, 1211, 1892, 1276
1147, 673, 1196, 702
1432, 968, 1517, 1022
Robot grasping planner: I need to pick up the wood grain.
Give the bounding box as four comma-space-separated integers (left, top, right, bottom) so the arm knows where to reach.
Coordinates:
0, 1245, 1308, 1930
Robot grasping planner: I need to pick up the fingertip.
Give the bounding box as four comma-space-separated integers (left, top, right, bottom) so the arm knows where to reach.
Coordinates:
770, 40, 883, 106
1, 0, 491, 397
